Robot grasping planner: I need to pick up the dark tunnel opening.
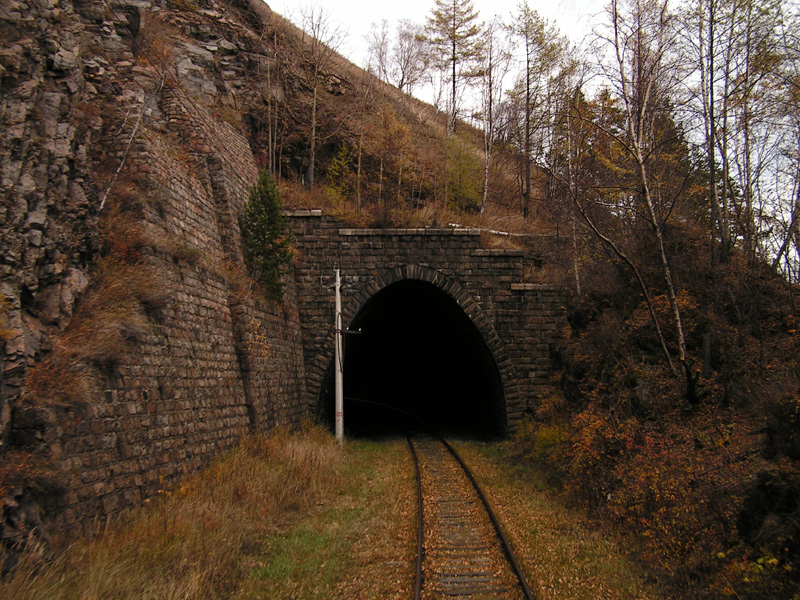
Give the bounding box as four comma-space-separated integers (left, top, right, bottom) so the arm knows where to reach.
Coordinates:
319, 279, 507, 439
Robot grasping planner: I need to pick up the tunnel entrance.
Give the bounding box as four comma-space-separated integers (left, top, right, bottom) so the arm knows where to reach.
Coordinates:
320, 279, 507, 438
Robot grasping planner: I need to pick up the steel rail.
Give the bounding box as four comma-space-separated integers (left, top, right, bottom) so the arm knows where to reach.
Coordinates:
406, 436, 424, 600
344, 396, 536, 600
435, 436, 536, 600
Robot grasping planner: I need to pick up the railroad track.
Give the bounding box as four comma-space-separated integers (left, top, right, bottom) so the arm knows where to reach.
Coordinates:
408, 435, 535, 600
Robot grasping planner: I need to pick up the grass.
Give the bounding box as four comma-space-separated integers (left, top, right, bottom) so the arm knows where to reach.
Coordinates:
279, 176, 551, 237
453, 440, 664, 600
2, 428, 665, 599
238, 436, 415, 600
0, 427, 414, 600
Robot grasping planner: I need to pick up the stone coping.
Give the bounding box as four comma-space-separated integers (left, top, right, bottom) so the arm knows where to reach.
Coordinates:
471, 248, 525, 257
338, 227, 482, 236
284, 209, 323, 217
511, 283, 559, 291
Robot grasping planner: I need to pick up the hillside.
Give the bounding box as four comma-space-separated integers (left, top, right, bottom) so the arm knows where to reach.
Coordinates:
1, 0, 799, 597
0, 0, 536, 558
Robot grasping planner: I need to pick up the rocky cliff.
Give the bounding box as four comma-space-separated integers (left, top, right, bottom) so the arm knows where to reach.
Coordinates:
1, 0, 313, 551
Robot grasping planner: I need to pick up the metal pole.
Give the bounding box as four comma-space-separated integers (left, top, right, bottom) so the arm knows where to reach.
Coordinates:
334, 265, 344, 446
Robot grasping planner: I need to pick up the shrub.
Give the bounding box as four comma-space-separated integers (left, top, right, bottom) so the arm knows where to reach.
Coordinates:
324, 144, 356, 205
239, 170, 293, 303
445, 134, 482, 212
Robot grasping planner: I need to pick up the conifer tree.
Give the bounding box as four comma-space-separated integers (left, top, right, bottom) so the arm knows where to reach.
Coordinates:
239, 170, 293, 303
425, 0, 483, 135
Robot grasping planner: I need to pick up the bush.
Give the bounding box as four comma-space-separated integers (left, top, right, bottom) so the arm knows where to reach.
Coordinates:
446, 134, 482, 212
239, 170, 293, 303
324, 145, 356, 205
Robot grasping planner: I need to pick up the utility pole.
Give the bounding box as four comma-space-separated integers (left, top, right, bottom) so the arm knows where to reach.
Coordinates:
334, 265, 344, 446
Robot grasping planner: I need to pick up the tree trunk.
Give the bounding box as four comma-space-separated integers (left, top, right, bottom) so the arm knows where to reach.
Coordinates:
638, 157, 689, 379
577, 198, 676, 375
482, 109, 491, 213
357, 127, 364, 211
523, 44, 531, 219
572, 213, 581, 295
450, 34, 457, 135
307, 81, 318, 188
705, 0, 720, 274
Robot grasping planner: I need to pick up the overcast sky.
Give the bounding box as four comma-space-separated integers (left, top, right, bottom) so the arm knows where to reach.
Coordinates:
265, 0, 608, 69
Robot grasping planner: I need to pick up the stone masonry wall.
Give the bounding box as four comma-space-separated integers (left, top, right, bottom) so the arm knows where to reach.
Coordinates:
2, 0, 308, 535
288, 213, 564, 432
28, 81, 307, 531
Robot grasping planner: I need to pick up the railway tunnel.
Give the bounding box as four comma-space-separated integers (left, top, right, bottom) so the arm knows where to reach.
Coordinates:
320, 279, 507, 438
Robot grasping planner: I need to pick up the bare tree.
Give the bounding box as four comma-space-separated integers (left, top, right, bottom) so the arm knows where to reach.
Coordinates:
681, 0, 796, 275
603, 0, 693, 388
298, 3, 345, 189
392, 20, 427, 98
683, 0, 725, 271
366, 19, 391, 81
547, 86, 680, 373
367, 19, 427, 99
478, 16, 513, 213
769, 2, 800, 285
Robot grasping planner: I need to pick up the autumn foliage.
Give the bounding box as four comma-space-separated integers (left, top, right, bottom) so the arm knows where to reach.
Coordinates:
513, 220, 800, 598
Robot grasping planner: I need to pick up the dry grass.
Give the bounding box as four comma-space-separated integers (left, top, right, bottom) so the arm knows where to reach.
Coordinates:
0, 427, 414, 600
279, 177, 554, 239
454, 440, 663, 600
1, 426, 667, 599
23, 255, 168, 409
0, 293, 13, 341
0, 451, 64, 501
23, 178, 173, 409
0, 425, 339, 599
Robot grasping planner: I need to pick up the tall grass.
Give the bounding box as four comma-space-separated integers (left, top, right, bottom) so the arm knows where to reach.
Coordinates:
0, 425, 341, 600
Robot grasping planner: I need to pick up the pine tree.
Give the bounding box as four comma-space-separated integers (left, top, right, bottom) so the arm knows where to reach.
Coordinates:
239, 170, 293, 303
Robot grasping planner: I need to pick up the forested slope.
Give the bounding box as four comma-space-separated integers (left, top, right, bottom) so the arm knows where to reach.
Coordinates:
1, 0, 799, 597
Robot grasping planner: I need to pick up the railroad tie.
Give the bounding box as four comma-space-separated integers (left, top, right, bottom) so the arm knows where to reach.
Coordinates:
412, 437, 528, 600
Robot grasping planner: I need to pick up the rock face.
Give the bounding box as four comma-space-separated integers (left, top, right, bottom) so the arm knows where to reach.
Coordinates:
1, 0, 99, 446
0, 0, 308, 543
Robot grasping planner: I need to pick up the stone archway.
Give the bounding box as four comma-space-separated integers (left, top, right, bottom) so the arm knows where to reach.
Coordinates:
317, 265, 519, 437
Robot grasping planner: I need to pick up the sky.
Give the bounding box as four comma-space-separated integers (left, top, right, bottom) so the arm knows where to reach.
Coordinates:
265, 0, 609, 69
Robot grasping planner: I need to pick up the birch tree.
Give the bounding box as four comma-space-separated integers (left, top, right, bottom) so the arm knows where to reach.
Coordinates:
603, 0, 693, 389
366, 19, 391, 82
299, 4, 344, 189
392, 20, 427, 98
368, 19, 427, 98
479, 17, 513, 213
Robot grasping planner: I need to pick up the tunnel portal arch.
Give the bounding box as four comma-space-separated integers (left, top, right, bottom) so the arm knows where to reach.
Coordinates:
318, 265, 517, 437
